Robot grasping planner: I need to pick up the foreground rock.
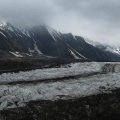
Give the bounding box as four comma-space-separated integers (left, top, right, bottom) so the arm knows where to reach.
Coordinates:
0, 89, 120, 120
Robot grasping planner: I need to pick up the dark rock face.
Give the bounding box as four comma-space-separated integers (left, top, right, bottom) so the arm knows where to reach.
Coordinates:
1, 89, 120, 120
0, 22, 120, 61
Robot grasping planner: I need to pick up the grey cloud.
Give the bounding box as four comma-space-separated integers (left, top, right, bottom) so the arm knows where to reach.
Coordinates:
0, 0, 120, 45
55, 0, 120, 23
0, 0, 58, 26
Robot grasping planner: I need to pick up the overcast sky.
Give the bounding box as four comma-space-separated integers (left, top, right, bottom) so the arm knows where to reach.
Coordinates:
0, 0, 120, 45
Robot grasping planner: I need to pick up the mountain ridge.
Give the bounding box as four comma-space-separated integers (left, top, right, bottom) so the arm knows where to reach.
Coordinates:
0, 21, 120, 61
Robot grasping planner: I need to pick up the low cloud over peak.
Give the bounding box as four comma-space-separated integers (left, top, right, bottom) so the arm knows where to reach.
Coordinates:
0, 0, 120, 45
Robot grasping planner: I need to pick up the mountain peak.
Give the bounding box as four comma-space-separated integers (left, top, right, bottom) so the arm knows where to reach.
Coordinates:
0, 20, 7, 27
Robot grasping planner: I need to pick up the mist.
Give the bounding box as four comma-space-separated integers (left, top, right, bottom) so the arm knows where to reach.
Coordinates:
0, 0, 120, 45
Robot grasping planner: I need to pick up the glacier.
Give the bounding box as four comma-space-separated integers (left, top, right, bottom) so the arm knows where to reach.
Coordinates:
0, 62, 120, 110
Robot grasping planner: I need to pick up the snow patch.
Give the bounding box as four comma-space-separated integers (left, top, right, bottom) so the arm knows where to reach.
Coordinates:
34, 41, 43, 54
46, 26, 62, 42
8, 27, 14, 32
47, 27, 57, 42
69, 49, 80, 59
0, 21, 6, 27
26, 31, 31, 38
67, 44, 87, 59
10, 52, 23, 57
84, 38, 102, 46
0, 31, 6, 38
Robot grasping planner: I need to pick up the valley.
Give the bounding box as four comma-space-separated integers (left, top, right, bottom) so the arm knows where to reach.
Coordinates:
0, 21, 120, 120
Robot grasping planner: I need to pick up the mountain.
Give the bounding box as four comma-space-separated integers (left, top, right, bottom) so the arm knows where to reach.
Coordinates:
85, 39, 120, 61
0, 21, 120, 61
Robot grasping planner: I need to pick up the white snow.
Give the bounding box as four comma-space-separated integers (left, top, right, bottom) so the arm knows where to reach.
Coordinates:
104, 46, 120, 55
46, 26, 61, 42
28, 40, 43, 55
28, 47, 35, 53
67, 44, 87, 59
8, 27, 14, 32
72, 34, 77, 41
0, 21, 6, 27
19, 29, 26, 36
47, 28, 57, 41
26, 31, 31, 38
21, 28, 31, 38
69, 49, 80, 59
34, 41, 43, 54
18, 34, 23, 38
85, 38, 102, 46
9, 52, 23, 57
113, 48, 120, 55
85, 38, 120, 56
